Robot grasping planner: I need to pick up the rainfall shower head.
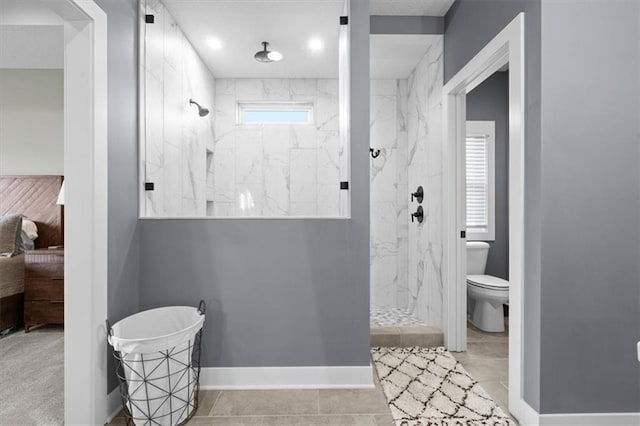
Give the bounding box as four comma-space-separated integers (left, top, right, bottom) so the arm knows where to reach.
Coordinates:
254, 41, 282, 63
189, 99, 210, 117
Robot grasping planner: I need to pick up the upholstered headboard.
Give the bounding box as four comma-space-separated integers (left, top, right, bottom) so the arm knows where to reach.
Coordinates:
0, 176, 63, 249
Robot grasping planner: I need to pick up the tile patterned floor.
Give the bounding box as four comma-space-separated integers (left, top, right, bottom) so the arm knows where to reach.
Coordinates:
370, 306, 425, 327
110, 384, 395, 425
453, 321, 516, 425
110, 320, 513, 426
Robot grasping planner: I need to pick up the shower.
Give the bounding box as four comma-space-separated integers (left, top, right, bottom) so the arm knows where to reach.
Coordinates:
189, 99, 210, 117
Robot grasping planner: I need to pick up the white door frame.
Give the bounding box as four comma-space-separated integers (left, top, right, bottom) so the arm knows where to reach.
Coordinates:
43, 0, 109, 424
442, 13, 537, 423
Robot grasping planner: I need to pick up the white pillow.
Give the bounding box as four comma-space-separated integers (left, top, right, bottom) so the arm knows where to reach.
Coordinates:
22, 218, 38, 240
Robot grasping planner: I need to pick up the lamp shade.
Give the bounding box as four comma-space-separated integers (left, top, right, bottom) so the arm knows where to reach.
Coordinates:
56, 182, 65, 205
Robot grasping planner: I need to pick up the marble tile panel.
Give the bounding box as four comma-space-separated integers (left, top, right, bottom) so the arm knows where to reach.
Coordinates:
370, 80, 397, 96
370, 95, 397, 149
370, 255, 398, 308
317, 79, 339, 97
370, 149, 397, 203
235, 182, 263, 216
370, 202, 397, 258
317, 183, 340, 217
290, 125, 317, 149
216, 79, 235, 96
290, 149, 317, 204
315, 95, 339, 131
235, 129, 263, 184
290, 202, 317, 216
263, 79, 291, 99
235, 79, 264, 100
290, 79, 317, 96
213, 147, 236, 203
145, 71, 165, 167
144, 1, 165, 81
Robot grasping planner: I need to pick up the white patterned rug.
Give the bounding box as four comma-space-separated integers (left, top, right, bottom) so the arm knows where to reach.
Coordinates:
372, 347, 512, 426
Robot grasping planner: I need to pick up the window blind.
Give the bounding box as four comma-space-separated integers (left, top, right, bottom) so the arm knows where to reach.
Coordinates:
466, 134, 489, 231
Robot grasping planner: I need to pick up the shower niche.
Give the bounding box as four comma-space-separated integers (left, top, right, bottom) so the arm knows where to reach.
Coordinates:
139, 0, 351, 218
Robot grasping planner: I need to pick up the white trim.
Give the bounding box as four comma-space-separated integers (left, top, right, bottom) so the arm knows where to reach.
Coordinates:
539, 412, 640, 426
442, 13, 527, 423
511, 399, 541, 426
50, 0, 109, 424
465, 120, 496, 242
199, 365, 374, 390
107, 388, 122, 423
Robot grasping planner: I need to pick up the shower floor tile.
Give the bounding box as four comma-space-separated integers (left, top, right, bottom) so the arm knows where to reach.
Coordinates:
370, 306, 425, 327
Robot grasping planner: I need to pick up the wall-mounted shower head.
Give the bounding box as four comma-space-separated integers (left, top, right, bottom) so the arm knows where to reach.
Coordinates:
189, 99, 210, 117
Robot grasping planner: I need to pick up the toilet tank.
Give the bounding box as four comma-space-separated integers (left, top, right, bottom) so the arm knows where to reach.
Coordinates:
466, 241, 490, 274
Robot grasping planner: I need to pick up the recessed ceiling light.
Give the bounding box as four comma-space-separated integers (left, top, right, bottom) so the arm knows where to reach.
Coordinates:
207, 37, 222, 50
308, 38, 323, 52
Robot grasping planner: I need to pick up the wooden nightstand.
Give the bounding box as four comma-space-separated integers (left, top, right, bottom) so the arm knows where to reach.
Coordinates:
24, 248, 64, 332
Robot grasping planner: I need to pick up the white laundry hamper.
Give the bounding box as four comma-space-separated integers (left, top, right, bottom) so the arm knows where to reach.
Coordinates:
107, 301, 205, 426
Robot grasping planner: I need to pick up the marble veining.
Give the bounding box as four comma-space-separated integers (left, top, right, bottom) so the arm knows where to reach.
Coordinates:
370, 79, 409, 311
213, 78, 343, 217
143, 0, 213, 217
370, 37, 444, 329
406, 38, 444, 327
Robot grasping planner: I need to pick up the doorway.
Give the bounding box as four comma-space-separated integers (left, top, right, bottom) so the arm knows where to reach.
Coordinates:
442, 13, 535, 424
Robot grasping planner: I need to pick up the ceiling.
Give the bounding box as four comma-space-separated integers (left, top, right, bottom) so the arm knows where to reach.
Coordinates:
369, 0, 455, 16
163, 0, 344, 79
0, 0, 64, 69
370, 34, 439, 79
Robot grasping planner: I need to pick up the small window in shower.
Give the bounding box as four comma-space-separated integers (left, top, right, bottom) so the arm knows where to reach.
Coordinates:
238, 102, 314, 125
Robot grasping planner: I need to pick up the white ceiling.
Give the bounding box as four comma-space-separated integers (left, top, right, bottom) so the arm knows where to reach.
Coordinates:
370, 34, 439, 79
0, 0, 64, 25
0, 0, 64, 69
369, 0, 455, 16
163, 0, 344, 79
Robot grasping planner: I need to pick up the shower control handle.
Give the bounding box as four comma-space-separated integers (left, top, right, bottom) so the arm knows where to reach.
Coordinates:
411, 206, 424, 224
411, 186, 424, 203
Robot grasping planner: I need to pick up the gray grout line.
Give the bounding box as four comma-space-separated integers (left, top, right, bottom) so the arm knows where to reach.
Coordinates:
206, 389, 223, 417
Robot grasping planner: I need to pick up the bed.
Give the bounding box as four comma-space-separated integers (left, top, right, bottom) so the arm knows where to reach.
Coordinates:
0, 176, 63, 331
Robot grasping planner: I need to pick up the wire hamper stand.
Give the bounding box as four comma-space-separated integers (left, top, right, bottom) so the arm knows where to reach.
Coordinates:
107, 301, 206, 426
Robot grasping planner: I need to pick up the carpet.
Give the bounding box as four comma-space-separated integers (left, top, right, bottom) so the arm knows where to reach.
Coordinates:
372, 347, 511, 426
0, 327, 64, 425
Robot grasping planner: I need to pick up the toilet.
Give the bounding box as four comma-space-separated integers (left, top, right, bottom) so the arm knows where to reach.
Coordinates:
466, 241, 509, 332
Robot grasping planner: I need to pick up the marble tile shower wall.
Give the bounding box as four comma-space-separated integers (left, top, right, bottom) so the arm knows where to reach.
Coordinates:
406, 38, 444, 326
370, 79, 410, 310
212, 79, 341, 217
144, 0, 215, 217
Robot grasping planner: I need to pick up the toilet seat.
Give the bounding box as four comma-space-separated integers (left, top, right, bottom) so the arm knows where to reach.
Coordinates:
467, 274, 509, 291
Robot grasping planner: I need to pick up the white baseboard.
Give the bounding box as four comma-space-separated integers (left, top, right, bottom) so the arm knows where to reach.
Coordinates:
106, 388, 122, 423
511, 398, 540, 425
199, 365, 374, 390
540, 412, 640, 426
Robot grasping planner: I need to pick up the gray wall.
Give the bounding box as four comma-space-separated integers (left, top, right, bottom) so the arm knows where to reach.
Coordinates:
539, 0, 640, 413
95, 0, 141, 391
444, 0, 542, 410
139, 0, 371, 369
446, 0, 640, 414
466, 71, 509, 281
